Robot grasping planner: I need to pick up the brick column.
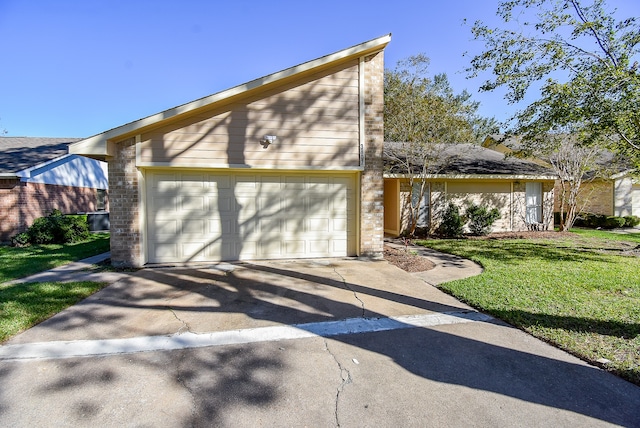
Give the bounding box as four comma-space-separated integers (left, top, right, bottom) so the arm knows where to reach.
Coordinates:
360, 50, 385, 257
108, 137, 143, 267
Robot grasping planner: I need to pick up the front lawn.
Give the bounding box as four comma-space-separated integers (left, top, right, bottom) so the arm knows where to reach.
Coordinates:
0, 233, 110, 283
0, 280, 107, 342
417, 230, 640, 386
0, 233, 111, 342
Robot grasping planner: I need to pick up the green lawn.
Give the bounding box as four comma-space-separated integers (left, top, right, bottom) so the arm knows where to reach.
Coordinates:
0, 233, 110, 283
0, 233, 111, 342
417, 230, 640, 386
0, 280, 107, 342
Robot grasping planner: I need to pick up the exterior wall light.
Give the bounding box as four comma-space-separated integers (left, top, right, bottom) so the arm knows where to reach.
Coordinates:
260, 135, 277, 149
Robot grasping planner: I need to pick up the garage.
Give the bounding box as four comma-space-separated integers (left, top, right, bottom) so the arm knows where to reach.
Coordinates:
69, 35, 389, 267
146, 170, 357, 263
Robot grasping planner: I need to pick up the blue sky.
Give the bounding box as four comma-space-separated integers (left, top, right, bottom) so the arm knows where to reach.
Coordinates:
0, 0, 637, 138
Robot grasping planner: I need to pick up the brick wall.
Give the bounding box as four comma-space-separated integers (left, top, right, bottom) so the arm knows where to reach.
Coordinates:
108, 137, 143, 267
360, 51, 385, 257
0, 179, 107, 242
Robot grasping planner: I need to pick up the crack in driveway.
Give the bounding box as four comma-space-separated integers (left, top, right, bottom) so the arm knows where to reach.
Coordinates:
333, 267, 365, 317
168, 308, 192, 334
323, 338, 352, 427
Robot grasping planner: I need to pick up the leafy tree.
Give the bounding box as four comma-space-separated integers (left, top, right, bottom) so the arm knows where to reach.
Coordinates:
546, 135, 603, 230
467, 0, 640, 169
384, 54, 498, 236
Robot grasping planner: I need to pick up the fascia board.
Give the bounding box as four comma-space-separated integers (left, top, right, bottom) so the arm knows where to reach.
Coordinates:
11, 154, 73, 180
70, 34, 392, 156
383, 173, 558, 180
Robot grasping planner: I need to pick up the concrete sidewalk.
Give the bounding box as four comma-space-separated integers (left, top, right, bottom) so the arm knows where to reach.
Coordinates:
6, 252, 127, 285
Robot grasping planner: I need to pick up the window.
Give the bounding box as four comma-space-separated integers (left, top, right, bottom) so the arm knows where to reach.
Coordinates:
96, 189, 106, 211
412, 182, 429, 228
525, 182, 542, 223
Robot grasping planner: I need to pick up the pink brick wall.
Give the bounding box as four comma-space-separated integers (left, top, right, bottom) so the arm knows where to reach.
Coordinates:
0, 179, 108, 242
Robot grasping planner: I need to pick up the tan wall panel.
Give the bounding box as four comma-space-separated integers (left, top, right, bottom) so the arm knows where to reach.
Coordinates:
139, 60, 361, 168
383, 179, 400, 234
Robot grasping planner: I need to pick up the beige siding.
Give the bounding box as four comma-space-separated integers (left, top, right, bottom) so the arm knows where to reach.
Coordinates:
614, 177, 634, 217
388, 178, 555, 235
138, 61, 361, 168
447, 181, 511, 232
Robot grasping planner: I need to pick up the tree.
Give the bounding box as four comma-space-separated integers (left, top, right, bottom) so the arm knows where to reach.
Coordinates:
384, 55, 498, 236
467, 0, 640, 169
545, 135, 601, 230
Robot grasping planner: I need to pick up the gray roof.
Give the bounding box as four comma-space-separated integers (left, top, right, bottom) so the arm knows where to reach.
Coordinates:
0, 137, 81, 174
384, 142, 556, 177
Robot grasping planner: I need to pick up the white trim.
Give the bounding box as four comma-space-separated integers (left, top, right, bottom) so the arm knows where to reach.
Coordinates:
383, 173, 558, 180
70, 34, 391, 156
136, 162, 364, 171
2, 154, 72, 179
359, 56, 365, 168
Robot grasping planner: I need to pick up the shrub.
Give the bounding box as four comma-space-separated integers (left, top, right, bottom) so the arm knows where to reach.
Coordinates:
21, 209, 89, 245
11, 232, 30, 247
623, 215, 640, 228
604, 216, 626, 229
438, 202, 464, 238
575, 213, 606, 228
466, 203, 501, 236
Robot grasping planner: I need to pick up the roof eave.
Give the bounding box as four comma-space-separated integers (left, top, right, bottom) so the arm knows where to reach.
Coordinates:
384, 173, 558, 180
70, 34, 392, 157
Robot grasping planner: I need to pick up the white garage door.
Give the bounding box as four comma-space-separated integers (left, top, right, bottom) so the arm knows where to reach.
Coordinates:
145, 170, 357, 263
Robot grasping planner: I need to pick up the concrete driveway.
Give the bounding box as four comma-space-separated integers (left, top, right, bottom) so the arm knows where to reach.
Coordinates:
1, 257, 639, 427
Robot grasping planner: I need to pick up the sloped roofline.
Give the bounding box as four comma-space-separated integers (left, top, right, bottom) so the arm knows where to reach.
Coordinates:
70, 34, 392, 158
0, 154, 72, 178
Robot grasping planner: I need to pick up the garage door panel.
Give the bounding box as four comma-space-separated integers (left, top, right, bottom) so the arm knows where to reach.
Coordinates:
333, 240, 347, 253
181, 196, 205, 212
309, 240, 330, 254
332, 218, 347, 232
307, 218, 329, 232
209, 175, 231, 189
155, 219, 179, 235
284, 176, 306, 189
147, 171, 356, 263
182, 242, 207, 261
182, 219, 205, 234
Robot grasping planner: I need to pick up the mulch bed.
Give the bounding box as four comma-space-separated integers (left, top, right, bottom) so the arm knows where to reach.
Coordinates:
383, 245, 436, 272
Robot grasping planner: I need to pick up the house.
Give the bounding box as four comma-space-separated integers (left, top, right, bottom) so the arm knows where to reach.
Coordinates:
483, 135, 640, 218
0, 137, 109, 242
70, 35, 391, 267
383, 143, 557, 236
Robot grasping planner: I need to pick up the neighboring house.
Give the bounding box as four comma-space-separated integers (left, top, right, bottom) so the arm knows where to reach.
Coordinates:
483, 135, 640, 218
70, 35, 391, 267
383, 143, 557, 236
0, 137, 109, 241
